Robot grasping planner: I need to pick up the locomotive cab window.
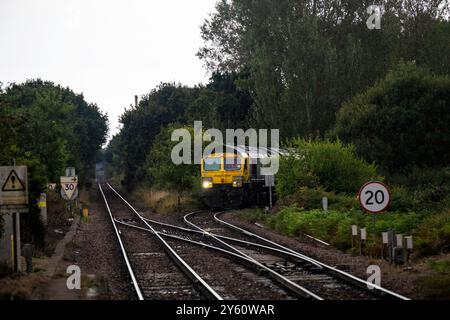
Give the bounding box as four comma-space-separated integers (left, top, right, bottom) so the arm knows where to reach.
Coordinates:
203, 158, 221, 171
224, 157, 241, 171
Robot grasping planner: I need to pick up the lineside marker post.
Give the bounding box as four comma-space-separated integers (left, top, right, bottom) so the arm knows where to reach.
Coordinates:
404, 236, 413, 265
351, 225, 358, 249
381, 232, 389, 260
360, 228, 367, 256
388, 229, 396, 264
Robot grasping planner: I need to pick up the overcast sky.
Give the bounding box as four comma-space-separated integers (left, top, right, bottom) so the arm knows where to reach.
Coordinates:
0, 0, 217, 140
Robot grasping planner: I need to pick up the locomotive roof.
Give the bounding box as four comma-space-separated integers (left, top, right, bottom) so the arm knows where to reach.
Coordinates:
220, 144, 289, 159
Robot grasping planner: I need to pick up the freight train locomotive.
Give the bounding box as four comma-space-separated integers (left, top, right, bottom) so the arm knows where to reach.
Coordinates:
200, 145, 286, 209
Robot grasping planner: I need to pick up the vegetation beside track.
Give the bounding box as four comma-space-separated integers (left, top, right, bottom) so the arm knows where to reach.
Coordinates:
101, 0, 450, 277
0, 79, 108, 250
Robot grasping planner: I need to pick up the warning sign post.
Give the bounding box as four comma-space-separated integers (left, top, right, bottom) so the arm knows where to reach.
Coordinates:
0, 166, 29, 272
0, 166, 28, 209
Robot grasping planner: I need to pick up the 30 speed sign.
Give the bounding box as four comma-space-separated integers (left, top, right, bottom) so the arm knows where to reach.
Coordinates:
359, 181, 390, 213
60, 176, 78, 200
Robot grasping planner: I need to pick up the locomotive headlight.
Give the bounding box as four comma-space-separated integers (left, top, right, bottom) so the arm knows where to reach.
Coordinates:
232, 176, 243, 188
202, 177, 213, 189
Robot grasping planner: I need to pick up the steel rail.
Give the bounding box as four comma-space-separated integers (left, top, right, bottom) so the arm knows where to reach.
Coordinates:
142, 216, 323, 268
115, 219, 317, 300
98, 183, 144, 300
115, 218, 278, 265
105, 182, 223, 301
214, 211, 410, 300
184, 212, 323, 300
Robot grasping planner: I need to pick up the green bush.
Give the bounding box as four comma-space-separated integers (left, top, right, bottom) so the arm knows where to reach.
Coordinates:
277, 139, 379, 198
427, 259, 450, 274
265, 208, 360, 250
276, 155, 320, 199
240, 204, 449, 257
389, 186, 418, 212
146, 125, 200, 194
333, 63, 450, 173
285, 186, 358, 211
415, 211, 450, 256
388, 167, 450, 212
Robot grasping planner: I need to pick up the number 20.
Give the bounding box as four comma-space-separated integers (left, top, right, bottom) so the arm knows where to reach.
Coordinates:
365, 190, 384, 205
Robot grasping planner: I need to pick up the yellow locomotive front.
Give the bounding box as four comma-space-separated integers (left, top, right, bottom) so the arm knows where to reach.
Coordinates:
201, 152, 249, 208
201, 145, 285, 208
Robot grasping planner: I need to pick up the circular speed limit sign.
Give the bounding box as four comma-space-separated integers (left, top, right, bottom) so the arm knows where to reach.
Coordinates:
359, 182, 390, 213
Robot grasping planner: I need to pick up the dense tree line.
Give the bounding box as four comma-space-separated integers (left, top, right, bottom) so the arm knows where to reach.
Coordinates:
333, 62, 450, 173
106, 72, 253, 190
0, 79, 108, 241
199, 0, 450, 138
106, 0, 449, 195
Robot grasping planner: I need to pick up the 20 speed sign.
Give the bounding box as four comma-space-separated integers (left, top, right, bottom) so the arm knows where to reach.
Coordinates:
359, 181, 390, 213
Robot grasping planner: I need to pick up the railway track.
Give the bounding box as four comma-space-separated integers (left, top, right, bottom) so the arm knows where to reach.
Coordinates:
100, 182, 304, 300
185, 211, 410, 300
98, 182, 221, 300
100, 181, 409, 300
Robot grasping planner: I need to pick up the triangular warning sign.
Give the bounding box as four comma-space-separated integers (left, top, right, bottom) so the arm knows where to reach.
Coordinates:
2, 170, 25, 192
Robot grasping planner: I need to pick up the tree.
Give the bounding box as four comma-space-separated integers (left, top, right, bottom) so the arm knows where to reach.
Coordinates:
0, 79, 108, 245
115, 83, 199, 189
145, 125, 200, 205
198, 0, 450, 139
333, 62, 450, 173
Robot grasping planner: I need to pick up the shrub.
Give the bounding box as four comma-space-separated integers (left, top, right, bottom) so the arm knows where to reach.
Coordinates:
389, 186, 418, 212
285, 186, 358, 211
146, 125, 200, 196
415, 211, 450, 256
333, 63, 450, 173
276, 155, 320, 199
277, 139, 379, 197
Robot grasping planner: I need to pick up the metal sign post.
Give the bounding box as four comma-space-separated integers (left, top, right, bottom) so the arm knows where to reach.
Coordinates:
61, 169, 79, 217
65, 167, 76, 177
359, 181, 391, 242
0, 166, 29, 272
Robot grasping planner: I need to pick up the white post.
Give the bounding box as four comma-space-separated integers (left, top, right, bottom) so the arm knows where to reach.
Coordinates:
322, 197, 328, 212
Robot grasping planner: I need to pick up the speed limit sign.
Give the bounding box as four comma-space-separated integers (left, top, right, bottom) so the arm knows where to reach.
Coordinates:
60, 176, 78, 200
359, 181, 390, 213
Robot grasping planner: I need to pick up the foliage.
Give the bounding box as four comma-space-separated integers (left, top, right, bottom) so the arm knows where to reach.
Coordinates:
284, 187, 358, 211
333, 63, 450, 173
115, 83, 199, 190
0, 79, 108, 242
146, 125, 200, 198
427, 259, 450, 274
105, 73, 253, 190
277, 139, 378, 199
199, 0, 450, 139
276, 154, 320, 199
0, 79, 108, 182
